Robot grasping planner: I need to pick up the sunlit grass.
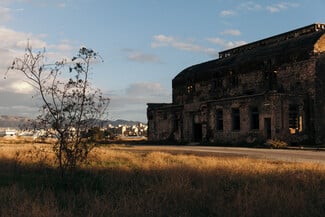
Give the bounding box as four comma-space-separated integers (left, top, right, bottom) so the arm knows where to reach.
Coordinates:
0, 139, 324, 217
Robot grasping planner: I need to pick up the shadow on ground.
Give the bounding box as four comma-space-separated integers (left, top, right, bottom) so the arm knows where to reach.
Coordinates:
0, 157, 324, 217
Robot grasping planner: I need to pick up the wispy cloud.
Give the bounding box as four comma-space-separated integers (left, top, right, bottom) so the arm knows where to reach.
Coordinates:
0, 27, 78, 117
1, 0, 69, 9
125, 82, 166, 96
0, 6, 23, 24
207, 37, 247, 50
49, 40, 76, 52
239, 2, 262, 11
0, 7, 11, 23
220, 10, 236, 17
151, 34, 217, 56
0, 27, 48, 50
123, 49, 162, 63
266, 2, 299, 13
221, 29, 241, 36
221, 1, 299, 17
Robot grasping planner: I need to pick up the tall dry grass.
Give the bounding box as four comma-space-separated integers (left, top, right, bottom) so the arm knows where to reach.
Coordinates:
0, 140, 324, 217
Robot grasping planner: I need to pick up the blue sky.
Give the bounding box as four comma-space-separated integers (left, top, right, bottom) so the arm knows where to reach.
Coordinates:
0, 0, 324, 122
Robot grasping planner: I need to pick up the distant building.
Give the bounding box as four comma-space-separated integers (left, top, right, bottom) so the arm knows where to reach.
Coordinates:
0, 128, 17, 137
106, 123, 148, 138
147, 23, 325, 145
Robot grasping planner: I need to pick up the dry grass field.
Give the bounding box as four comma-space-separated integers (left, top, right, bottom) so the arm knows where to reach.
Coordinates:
0, 137, 324, 217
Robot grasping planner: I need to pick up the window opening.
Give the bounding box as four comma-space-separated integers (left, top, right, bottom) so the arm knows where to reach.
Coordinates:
230, 76, 239, 87
250, 107, 259, 130
187, 85, 193, 94
232, 108, 240, 131
216, 109, 223, 131
289, 104, 302, 134
213, 79, 223, 89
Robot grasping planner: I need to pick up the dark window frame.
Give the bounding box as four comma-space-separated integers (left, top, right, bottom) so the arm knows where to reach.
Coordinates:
232, 108, 240, 131
216, 109, 223, 131
289, 104, 299, 129
230, 76, 239, 87
250, 107, 259, 130
213, 79, 223, 90
187, 85, 194, 94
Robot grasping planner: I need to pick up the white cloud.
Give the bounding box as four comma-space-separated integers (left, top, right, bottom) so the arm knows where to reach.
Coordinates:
152, 34, 217, 56
239, 2, 262, 11
123, 49, 161, 63
220, 1, 299, 17
207, 37, 247, 49
49, 41, 75, 52
220, 10, 236, 17
0, 0, 69, 10
225, 40, 247, 49
0, 5, 24, 24
151, 35, 175, 48
9, 81, 34, 94
221, 29, 241, 36
0, 27, 77, 118
0, 7, 11, 23
220, 2, 261, 18
266, 2, 299, 13
125, 82, 166, 96
0, 27, 48, 50
206, 37, 225, 46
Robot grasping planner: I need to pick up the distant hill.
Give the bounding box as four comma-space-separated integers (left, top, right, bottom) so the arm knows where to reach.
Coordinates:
0, 115, 31, 128
101, 119, 146, 127
0, 115, 145, 129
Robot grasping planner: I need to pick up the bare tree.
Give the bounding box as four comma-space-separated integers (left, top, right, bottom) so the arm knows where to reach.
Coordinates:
7, 45, 109, 177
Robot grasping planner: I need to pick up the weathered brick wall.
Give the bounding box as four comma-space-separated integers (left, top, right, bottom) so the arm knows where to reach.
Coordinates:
276, 59, 316, 95
315, 54, 325, 144
172, 70, 266, 106
150, 25, 325, 145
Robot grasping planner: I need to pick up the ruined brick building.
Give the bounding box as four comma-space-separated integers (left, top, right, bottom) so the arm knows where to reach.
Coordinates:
147, 24, 325, 145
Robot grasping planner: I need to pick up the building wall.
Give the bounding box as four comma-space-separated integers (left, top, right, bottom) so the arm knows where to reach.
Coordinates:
315, 54, 325, 143
148, 24, 325, 145
149, 57, 321, 144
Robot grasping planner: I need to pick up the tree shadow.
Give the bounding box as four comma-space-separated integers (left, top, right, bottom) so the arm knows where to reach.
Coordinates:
0, 157, 324, 217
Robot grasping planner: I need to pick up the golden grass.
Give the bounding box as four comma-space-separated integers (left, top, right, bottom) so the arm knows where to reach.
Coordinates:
0, 140, 324, 217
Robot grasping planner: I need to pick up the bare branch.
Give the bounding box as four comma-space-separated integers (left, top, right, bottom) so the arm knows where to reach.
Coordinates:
6, 46, 109, 177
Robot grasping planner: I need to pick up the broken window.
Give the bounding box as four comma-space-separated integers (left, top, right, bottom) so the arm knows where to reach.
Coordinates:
216, 109, 223, 131
230, 76, 239, 87
232, 108, 240, 131
187, 85, 193, 94
213, 79, 223, 89
250, 107, 259, 130
289, 105, 298, 129
289, 104, 302, 134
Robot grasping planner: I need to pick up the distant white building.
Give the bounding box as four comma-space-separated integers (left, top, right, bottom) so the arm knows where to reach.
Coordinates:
0, 129, 17, 137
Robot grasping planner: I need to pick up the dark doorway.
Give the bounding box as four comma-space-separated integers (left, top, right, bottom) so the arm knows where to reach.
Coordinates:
264, 118, 271, 139
193, 123, 202, 142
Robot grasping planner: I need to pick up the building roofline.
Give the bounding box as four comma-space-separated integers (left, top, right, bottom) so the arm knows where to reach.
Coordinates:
147, 103, 183, 110
219, 23, 325, 58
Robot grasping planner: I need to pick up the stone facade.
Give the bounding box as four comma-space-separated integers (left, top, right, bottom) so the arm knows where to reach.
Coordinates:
147, 24, 325, 145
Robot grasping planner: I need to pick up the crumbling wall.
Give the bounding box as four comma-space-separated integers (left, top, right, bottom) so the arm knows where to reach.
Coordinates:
315, 54, 325, 144
149, 25, 325, 145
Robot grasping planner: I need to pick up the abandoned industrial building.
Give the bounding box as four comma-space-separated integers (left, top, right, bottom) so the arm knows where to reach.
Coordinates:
147, 23, 325, 145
